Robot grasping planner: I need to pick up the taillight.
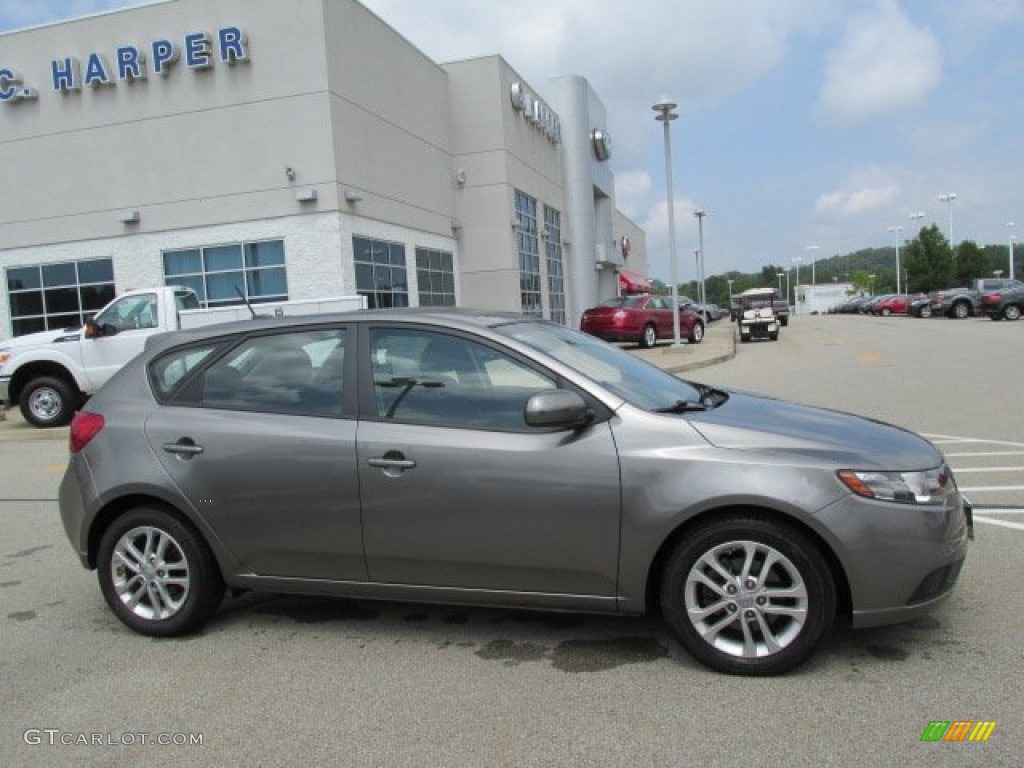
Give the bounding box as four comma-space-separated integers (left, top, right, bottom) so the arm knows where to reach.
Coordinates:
69, 412, 105, 453
982, 293, 1000, 302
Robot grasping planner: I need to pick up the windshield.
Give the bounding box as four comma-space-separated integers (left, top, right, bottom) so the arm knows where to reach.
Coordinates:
496, 321, 707, 411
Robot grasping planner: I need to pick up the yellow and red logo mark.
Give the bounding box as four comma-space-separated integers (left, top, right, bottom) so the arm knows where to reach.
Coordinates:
921, 721, 997, 742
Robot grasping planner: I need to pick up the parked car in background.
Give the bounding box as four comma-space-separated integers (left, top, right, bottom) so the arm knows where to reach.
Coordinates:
581, 295, 704, 348
58, 309, 972, 675
872, 293, 926, 317
929, 278, 1023, 319
908, 295, 933, 318
980, 284, 1024, 321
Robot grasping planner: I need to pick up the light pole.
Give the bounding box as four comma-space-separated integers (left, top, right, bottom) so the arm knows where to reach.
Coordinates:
776, 272, 783, 296
727, 278, 734, 302
653, 98, 682, 347
785, 269, 791, 309
887, 225, 903, 294
1008, 222, 1016, 281
694, 210, 707, 307
938, 193, 957, 252
909, 211, 925, 229
792, 257, 801, 313
869, 273, 876, 295
806, 245, 819, 286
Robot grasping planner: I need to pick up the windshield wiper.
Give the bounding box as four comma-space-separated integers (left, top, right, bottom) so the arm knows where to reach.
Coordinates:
653, 399, 709, 414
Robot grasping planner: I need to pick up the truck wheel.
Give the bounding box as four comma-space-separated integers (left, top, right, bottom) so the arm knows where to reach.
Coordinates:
1005, 304, 1021, 321
19, 376, 78, 428
780, 316, 788, 327
952, 302, 970, 319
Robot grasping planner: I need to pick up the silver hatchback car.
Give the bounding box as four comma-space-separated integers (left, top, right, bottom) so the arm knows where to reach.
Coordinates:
59, 311, 971, 675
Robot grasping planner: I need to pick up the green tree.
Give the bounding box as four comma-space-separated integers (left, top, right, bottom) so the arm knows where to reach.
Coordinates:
903, 225, 953, 292
954, 241, 993, 285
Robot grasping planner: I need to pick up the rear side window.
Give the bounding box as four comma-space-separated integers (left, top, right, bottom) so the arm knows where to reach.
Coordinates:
149, 329, 348, 418
149, 345, 222, 399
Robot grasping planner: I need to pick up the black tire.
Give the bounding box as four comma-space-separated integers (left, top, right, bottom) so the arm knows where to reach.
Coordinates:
688, 321, 704, 344
881, 308, 891, 317
740, 333, 750, 344
19, 375, 78, 428
97, 507, 224, 637
779, 316, 788, 327
919, 305, 932, 318
769, 331, 779, 341
1004, 304, 1021, 321
952, 301, 970, 319
640, 323, 658, 349
660, 516, 836, 676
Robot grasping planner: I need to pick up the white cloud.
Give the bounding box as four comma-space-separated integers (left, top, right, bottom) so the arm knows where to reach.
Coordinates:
816, 166, 899, 218
818, 0, 942, 121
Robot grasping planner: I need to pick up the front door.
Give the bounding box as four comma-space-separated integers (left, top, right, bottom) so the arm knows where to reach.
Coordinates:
356, 325, 622, 596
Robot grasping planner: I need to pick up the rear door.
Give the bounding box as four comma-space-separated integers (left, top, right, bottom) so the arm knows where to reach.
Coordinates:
144, 326, 365, 581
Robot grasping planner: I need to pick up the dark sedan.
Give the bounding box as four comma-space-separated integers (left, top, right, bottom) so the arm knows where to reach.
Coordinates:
580, 294, 704, 348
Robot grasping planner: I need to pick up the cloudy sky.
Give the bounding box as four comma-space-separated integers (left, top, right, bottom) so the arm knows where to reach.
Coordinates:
3, 0, 1022, 281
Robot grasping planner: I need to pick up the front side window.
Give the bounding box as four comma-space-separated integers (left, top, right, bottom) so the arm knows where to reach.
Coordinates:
368, 328, 555, 430
163, 240, 287, 308
5, 258, 115, 336
94, 293, 158, 332
354, 237, 408, 309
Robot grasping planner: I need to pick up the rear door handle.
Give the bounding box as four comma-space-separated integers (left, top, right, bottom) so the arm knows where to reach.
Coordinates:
163, 438, 204, 457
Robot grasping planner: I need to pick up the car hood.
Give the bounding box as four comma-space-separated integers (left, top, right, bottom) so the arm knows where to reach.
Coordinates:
1, 327, 82, 353
686, 392, 941, 470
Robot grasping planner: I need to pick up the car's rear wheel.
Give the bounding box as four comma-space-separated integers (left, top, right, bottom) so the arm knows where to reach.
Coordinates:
689, 321, 704, 344
660, 516, 836, 675
97, 507, 224, 636
881, 308, 891, 316
1004, 304, 1021, 321
640, 323, 658, 349
918, 305, 932, 318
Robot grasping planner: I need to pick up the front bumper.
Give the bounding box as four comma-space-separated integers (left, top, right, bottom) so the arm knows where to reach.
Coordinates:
816, 492, 971, 629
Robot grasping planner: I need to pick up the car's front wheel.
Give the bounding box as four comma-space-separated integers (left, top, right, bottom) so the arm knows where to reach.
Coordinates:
97, 507, 224, 636
688, 321, 704, 344
1004, 304, 1021, 321
640, 323, 658, 349
19, 375, 78, 428
918, 305, 932, 318
951, 301, 970, 319
660, 516, 836, 675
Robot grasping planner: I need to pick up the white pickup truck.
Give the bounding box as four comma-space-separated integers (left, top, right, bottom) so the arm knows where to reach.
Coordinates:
0, 286, 365, 427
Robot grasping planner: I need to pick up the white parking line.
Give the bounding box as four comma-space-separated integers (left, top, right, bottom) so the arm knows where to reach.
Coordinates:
974, 517, 1024, 531
973, 508, 1024, 515
960, 485, 1024, 492
924, 433, 1024, 449
945, 451, 1024, 457
953, 467, 1024, 473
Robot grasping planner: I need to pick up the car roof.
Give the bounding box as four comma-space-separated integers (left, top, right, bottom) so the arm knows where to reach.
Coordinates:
143, 307, 538, 355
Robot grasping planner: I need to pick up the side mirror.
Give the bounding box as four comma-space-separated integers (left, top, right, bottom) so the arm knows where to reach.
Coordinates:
84, 320, 118, 338
524, 390, 593, 430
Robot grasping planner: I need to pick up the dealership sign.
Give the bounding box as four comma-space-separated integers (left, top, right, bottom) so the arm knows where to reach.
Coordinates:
0, 26, 248, 104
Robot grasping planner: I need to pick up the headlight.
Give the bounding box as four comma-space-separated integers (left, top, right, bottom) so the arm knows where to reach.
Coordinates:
838, 466, 954, 505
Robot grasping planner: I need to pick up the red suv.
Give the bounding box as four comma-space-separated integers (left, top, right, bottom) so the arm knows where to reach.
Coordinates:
580, 295, 704, 348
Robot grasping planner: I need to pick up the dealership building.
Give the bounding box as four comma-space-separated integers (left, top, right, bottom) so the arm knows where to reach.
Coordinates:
0, 0, 647, 339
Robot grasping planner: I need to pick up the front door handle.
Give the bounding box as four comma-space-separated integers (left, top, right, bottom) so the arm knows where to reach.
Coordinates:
163, 438, 204, 458
367, 450, 417, 473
